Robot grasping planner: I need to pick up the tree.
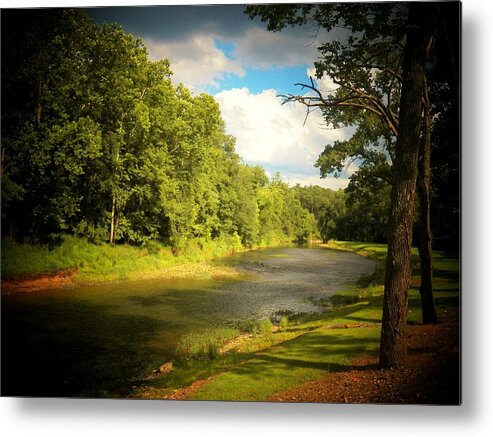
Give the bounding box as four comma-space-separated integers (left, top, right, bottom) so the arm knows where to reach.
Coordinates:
344, 169, 391, 243
247, 2, 458, 326
379, 3, 432, 367
294, 185, 347, 242
247, 2, 458, 365
1, 9, 104, 241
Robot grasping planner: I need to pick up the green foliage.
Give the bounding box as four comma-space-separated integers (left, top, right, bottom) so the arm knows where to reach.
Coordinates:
1, 234, 245, 282
1, 9, 316, 251
257, 319, 273, 337
279, 316, 289, 331
176, 327, 240, 361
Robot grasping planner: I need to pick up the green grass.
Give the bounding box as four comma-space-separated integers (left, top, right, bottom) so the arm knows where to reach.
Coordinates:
176, 327, 240, 360
1, 234, 248, 284
190, 326, 381, 401
134, 240, 459, 401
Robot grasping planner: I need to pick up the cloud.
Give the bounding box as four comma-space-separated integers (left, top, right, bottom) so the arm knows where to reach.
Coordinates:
143, 35, 245, 91
141, 18, 330, 92
232, 26, 324, 69
215, 87, 352, 188
306, 67, 339, 94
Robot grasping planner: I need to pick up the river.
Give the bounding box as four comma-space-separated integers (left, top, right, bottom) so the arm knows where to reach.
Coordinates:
1, 245, 375, 397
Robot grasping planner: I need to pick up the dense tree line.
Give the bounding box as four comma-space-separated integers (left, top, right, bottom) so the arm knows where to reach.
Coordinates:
1, 9, 315, 249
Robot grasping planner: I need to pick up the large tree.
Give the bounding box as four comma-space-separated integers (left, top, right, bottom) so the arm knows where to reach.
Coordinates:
247, 2, 459, 365
379, 3, 433, 367
247, 2, 450, 326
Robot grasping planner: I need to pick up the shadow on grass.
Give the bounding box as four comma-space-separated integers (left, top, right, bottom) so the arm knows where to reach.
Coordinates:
224, 331, 381, 378
344, 315, 382, 324
435, 296, 460, 307
300, 302, 371, 323
434, 269, 460, 282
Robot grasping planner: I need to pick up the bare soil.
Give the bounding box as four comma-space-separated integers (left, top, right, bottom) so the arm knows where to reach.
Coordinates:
270, 309, 460, 404
1, 268, 76, 295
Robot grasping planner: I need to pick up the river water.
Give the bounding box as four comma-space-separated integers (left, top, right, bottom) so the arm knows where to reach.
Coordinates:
1, 245, 376, 397
213, 246, 376, 319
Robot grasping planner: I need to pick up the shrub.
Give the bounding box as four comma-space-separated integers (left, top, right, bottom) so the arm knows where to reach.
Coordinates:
176, 327, 239, 361
258, 319, 273, 337
279, 316, 289, 331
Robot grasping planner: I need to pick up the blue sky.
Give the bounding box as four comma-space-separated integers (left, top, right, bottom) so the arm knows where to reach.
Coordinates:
88, 4, 354, 189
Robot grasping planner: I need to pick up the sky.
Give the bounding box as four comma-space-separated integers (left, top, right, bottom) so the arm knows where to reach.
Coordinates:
86, 4, 354, 189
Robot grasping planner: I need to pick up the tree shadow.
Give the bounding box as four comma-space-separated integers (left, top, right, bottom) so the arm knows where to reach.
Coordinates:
344, 315, 382, 323
434, 269, 459, 282
220, 330, 381, 381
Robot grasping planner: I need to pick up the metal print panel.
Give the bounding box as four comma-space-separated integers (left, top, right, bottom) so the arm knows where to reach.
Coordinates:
1, 2, 460, 404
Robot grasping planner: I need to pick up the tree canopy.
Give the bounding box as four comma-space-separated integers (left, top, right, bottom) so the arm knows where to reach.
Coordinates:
1, 9, 317, 250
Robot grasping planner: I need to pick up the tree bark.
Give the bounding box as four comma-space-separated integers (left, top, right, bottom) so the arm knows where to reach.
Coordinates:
379, 4, 430, 369
109, 195, 116, 244
416, 86, 438, 324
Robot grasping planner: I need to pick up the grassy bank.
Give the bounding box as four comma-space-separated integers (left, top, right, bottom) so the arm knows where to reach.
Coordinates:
132, 241, 459, 401
1, 235, 256, 285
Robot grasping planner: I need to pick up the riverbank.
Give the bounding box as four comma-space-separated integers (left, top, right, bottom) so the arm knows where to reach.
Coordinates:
2, 243, 376, 398
1, 235, 263, 294
132, 241, 459, 404
1, 262, 244, 295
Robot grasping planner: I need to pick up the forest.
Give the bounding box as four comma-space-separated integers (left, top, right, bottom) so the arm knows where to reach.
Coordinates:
1, 8, 458, 254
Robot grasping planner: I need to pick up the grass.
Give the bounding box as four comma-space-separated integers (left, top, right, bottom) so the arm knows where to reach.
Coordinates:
176, 327, 240, 360
3, 237, 459, 400
133, 240, 459, 401
1, 234, 248, 284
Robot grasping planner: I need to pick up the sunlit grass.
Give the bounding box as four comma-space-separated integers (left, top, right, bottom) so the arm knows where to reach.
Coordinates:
190, 325, 381, 401
1, 235, 247, 283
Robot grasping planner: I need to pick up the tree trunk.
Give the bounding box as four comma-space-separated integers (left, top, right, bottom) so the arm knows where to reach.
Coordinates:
109, 125, 122, 244
416, 86, 438, 324
109, 195, 116, 244
379, 4, 430, 369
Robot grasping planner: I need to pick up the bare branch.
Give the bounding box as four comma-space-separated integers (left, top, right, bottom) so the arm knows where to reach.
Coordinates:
279, 79, 399, 137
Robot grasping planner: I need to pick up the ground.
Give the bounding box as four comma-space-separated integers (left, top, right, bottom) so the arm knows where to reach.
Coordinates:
159, 309, 459, 404
0, 262, 242, 295
270, 311, 459, 404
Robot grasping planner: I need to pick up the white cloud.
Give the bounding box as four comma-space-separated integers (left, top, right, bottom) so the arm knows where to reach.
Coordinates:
215, 87, 352, 188
143, 35, 244, 91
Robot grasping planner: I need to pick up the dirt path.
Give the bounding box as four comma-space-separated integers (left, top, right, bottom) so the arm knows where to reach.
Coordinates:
270, 310, 460, 404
